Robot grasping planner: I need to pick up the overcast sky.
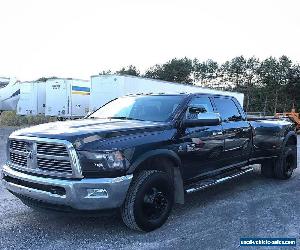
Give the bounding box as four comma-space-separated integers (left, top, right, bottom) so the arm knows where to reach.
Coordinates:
0, 0, 299, 81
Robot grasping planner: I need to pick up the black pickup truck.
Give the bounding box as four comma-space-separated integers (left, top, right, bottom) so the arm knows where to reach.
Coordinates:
1, 93, 297, 232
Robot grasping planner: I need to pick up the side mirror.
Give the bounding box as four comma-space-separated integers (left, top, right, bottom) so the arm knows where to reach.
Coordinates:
189, 106, 206, 114
183, 112, 221, 127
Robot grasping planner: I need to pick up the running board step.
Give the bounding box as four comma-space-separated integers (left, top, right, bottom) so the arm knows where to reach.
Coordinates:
185, 167, 254, 194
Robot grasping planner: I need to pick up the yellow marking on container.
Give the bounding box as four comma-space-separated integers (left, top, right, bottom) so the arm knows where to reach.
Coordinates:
72, 91, 90, 95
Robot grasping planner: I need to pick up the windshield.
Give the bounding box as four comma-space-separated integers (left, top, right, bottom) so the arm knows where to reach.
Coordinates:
89, 95, 185, 122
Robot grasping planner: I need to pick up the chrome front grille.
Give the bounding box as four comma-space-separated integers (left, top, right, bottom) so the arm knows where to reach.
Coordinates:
10, 140, 27, 152
8, 137, 82, 178
10, 152, 27, 166
37, 158, 73, 173
36, 142, 69, 157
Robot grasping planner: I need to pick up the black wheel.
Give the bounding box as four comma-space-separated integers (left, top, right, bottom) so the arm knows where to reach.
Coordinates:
121, 170, 174, 232
274, 146, 297, 180
261, 160, 274, 178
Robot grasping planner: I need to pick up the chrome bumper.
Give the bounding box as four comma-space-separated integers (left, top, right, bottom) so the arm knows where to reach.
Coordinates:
1, 164, 132, 210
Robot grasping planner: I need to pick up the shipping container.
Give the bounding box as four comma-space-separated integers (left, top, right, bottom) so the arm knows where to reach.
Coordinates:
17, 81, 46, 115
89, 75, 244, 112
45, 78, 90, 118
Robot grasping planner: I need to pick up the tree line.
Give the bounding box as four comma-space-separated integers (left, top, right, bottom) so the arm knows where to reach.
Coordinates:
100, 56, 300, 115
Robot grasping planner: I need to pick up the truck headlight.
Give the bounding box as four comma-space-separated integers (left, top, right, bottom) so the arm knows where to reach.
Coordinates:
77, 150, 130, 177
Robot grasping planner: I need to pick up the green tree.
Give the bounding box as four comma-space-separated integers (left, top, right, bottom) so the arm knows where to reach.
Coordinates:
99, 70, 112, 75
257, 56, 292, 114
286, 64, 300, 111
226, 56, 247, 88
116, 65, 140, 76
193, 59, 218, 86
236, 57, 260, 111
145, 57, 193, 84
36, 76, 58, 82
144, 64, 164, 80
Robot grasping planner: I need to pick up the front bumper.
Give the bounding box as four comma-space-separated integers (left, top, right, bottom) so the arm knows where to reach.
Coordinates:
1, 164, 132, 210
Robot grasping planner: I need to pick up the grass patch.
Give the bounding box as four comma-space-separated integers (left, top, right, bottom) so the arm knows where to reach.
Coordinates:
0, 111, 56, 127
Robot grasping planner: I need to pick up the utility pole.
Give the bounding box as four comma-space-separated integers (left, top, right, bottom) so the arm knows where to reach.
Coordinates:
246, 94, 250, 113
263, 96, 268, 116
274, 90, 278, 115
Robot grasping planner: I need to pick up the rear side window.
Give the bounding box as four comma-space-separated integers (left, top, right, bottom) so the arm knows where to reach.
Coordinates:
214, 97, 242, 122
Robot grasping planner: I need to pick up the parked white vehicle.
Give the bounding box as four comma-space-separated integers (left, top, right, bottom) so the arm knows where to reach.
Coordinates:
45, 78, 90, 118
89, 75, 244, 112
17, 81, 46, 116
0, 78, 20, 112
0, 77, 10, 88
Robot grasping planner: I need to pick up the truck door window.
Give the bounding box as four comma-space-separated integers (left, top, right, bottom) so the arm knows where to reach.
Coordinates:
186, 96, 214, 120
213, 97, 242, 122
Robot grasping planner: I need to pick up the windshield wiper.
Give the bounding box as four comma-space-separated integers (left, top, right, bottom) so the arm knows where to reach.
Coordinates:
107, 116, 134, 120
107, 117, 145, 121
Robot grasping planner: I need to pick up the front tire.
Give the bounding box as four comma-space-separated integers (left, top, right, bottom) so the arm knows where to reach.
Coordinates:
121, 170, 174, 232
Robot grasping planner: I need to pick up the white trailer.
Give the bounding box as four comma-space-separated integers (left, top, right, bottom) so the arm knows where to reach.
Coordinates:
0, 78, 20, 112
45, 78, 90, 118
17, 81, 46, 115
89, 75, 244, 112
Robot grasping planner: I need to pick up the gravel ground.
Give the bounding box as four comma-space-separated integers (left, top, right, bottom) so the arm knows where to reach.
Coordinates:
0, 127, 299, 250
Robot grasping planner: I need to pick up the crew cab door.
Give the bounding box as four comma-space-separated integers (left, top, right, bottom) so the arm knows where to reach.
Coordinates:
178, 95, 224, 180
213, 96, 252, 166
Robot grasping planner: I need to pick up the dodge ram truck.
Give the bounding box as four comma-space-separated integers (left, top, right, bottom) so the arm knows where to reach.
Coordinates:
1, 93, 297, 232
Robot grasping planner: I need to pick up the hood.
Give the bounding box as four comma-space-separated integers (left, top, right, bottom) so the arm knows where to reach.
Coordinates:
11, 118, 172, 143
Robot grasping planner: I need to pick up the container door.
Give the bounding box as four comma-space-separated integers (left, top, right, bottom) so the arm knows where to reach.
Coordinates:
70, 81, 91, 117
46, 80, 69, 117
17, 83, 37, 115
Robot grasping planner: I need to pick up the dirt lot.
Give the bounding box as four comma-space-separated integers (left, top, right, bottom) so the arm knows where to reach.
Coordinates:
0, 127, 299, 250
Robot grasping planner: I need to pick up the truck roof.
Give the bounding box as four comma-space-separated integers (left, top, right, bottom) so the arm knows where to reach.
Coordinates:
125, 92, 237, 99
